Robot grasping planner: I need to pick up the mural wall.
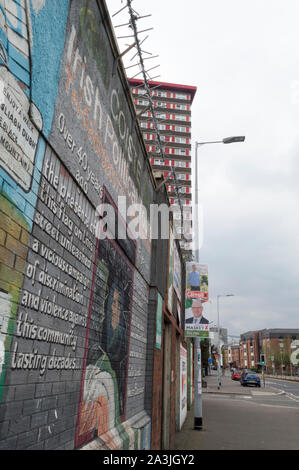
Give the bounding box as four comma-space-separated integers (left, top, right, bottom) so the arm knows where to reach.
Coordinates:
0, 0, 153, 450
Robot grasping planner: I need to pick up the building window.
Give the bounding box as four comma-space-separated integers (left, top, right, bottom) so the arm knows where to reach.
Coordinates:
174, 93, 188, 100
175, 104, 188, 110
156, 101, 167, 108
174, 114, 188, 121
175, 125, 188, 133
135, 88, 147, 95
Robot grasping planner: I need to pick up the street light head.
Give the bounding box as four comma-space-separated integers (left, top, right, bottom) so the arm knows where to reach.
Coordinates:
222, 136, 245, 144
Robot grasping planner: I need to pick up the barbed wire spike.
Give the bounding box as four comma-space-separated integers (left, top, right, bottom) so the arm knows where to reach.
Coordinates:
122, 0, 186, 245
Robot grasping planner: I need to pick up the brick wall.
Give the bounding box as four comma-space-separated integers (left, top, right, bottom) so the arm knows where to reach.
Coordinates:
0, 0, 160, 450
151, 345, 163, 449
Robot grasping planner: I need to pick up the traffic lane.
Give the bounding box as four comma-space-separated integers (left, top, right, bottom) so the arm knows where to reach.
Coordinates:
207, 389, 299, 408
210, 374, 299, 406
265, 379, 299, 397
250, 392, 299, 408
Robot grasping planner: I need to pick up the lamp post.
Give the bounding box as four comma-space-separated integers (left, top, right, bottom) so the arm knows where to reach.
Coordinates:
193, 136, 245, 260
217, 294, 234, 389
193, 136, 244, 429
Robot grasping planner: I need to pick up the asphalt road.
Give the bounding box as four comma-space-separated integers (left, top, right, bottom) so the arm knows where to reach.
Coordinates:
264, 377, 299, 398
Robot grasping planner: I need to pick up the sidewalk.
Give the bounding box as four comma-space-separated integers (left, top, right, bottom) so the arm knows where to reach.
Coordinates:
174, 373, 297, 450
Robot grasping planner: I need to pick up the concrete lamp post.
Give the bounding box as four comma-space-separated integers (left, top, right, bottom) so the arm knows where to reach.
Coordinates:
193, 135, 245, 429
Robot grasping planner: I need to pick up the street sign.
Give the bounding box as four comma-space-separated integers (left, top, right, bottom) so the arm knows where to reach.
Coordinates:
208, 358, 212, 365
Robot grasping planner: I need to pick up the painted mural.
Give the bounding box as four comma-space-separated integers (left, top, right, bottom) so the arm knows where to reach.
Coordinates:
0, 189, 30, 400
0, 0, 153, 450
75, 189, 136, 448
0, 0, 53, 401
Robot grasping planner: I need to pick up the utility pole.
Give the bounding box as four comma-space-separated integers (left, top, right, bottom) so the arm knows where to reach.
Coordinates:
192, 136, 244, 425
193, 142, 203, 430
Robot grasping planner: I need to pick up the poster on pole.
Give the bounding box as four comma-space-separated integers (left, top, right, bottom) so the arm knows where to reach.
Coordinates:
184, 297, 210, 338
185, 263, 208, 301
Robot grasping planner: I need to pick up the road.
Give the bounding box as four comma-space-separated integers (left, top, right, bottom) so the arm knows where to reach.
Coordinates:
174, 373, 299, 450
264, 377, 299, 399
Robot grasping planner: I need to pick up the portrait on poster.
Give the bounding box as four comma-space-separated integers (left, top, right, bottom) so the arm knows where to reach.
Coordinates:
185, 263, 208, 300
184, 297, 209, 338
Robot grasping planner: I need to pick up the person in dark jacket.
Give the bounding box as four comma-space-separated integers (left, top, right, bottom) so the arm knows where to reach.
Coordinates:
185, 299, 209, 324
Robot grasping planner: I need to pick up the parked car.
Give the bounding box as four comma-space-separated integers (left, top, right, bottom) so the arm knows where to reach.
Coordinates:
231, 370, 241, 380
240, 369, 250, 380
240, 372, 261, 387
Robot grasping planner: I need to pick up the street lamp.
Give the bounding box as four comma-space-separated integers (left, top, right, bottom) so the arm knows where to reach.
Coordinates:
192, 135, 245, 430
217, 294, 234, 390
196, 136, 245, 146
193, 136, 245, 260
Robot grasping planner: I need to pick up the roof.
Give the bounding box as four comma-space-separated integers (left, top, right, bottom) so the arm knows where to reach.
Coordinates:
240, 331, 258, 341
240, 329, 299, 340
128, 78, 197, 103
260, 329, 299, 339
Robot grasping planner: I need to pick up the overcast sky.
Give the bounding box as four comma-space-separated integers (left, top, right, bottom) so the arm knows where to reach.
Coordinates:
108, 0, 299, 338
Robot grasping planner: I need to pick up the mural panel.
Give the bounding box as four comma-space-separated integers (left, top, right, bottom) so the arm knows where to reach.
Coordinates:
76, 189, 136, 447
0, 0, 153, 450
0, 0, 69, 400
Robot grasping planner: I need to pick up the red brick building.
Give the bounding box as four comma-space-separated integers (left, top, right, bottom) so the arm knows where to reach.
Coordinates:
259, 329, 299, 374
239, 329, 299, 372
239, 331, 262, 369
227, 344, 241, 368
